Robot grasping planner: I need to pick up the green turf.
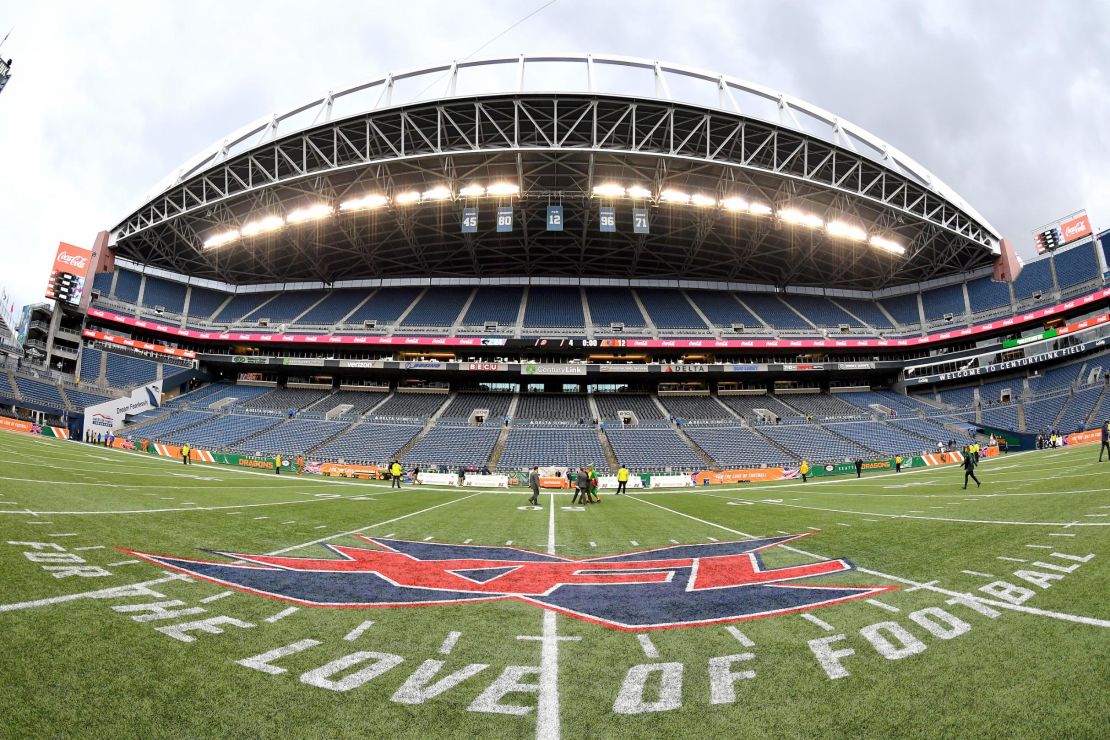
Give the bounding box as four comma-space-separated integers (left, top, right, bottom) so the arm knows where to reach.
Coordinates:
0, 429, 1107, 738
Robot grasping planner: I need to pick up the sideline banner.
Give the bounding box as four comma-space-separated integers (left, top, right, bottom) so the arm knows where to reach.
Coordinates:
0, 418, 70, 438
1065, 429, 1103, 446
597, 475, 644, 489
417, 472, 459, 486
693, 468, 788, 485
317, 463, 382, 478
649, 474, 695, 488
84, 381, 164, 434
463, 473, 509, 488
540, 476, 572, 489
810, 459, 894, 477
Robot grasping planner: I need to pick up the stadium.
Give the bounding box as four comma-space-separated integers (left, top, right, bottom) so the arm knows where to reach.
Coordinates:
2, 54, 1108, 738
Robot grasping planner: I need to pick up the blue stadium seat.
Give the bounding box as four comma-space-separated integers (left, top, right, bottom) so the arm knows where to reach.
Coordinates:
1053, 244, 1099, 290
404, 426, 501, 467
212, 293, 279, 323
401, 287, 472, 327
523, 287, 585, 328
586, 288, 646, 327
637, 289, 708, 329
462, 287, 523, 326
737, 293, 811, 330
684, 426, 792, 468
104, 352, 159, 388
113, 269, 142, 303
1011, 258, 1054, 302
879, 293, 921, 325
345, 287, 422, 325
605, 427, 704, 469
252, 291, 327, 322
833, 298, 894, 329
142, 276, 187, 313
966, 277, 1011, 312
780, 295, 860, 328
79, 347, 102, 385
187, 286, 230, 320
499, 427, 605, 469
296, 290, 368, 325
921, 284, 966, 321
687, 291, 760, 328
313, 422, 422, 463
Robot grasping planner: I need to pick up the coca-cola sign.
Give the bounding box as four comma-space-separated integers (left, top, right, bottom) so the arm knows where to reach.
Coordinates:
1059, 213, 1092, 243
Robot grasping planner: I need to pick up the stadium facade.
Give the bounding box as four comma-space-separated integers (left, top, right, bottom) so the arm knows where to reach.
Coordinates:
4, 55, 1110, 473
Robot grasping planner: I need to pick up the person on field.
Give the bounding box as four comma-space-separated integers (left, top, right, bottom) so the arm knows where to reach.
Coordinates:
274, 453, 282, 475
390, 460, 403, 488
616, 464, 630, 495
528, 466, 541, 506
1099, 421, 1109, 462
895, 454, 903, 473
571, 466, 588, 505
588, 467, 600, 504
854, 458, 863, 478
800, 460, 810, 482
181, 443, 191, 465
962, 446, 981, 489
296, 455, 304, 474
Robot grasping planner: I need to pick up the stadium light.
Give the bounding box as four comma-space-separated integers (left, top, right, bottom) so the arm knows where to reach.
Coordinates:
660, 188, 691, 204
826, 220, 868, 242
240, 215, 284, 237
422, 186, 452, 202
748, 202, 773, 216
486, 182, 520, 197
203, 230, 240, 250
870, 235, 906, 255
691, 193, 718, 207
626, 185, 652, 199
779, 208, 824, 229
459, 184, 486, 198
339, 194, 388, 212
592, 183, 626, 198
394, 190, 421, 205
721, 197, 750, 212
286, 203, 334, 224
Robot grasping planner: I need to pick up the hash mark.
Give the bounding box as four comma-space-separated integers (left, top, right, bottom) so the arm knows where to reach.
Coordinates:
589, 542, 597, 547
73, 546, 105, 551
463, 539, 473, 544
997, 556, 1026, 563
199, 592, 232, 604
314, 525, 327, 529
806, 527, 820, 531
636, 633, 659, 658
1048, 533, 1076, 537
107, 560, 140, 567
48, 533, 77, 537
725, 625, 754, 647
343, 620, 374, 641
706, 537, 718, 542
1024, 545, 1053, 549
438, 631, 462, 655
423, 536, 434, 541
866, 599, 900, 613
505, 540, 513, 545
629, 540, 639, 546
252, 517, 269, 520
961, 570, 994, 577
837, 523, 851, 527
264, 607, 299, 623
282, 521, 296, 525
27, 521, 52, 525
800, 613, 835, 631
669, 539, 679, 544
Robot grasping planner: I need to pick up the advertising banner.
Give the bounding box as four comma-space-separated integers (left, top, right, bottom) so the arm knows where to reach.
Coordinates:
1060, 213, 1092, 244
539, 476, 572, 489
0, 417, 69, 438
522, 363, 587, 376
87, 285, 1110, 352
44, 242, 94, 306
648, 474, 696, 488
82, 329, 197, 359
83, 381, 164, 433
317, 463, 382, 478
1064, 429, 1103, 446
417, 472, 459, 486
809, 459, 894, 477
463, 473, 510, 487
597, 475, 645, 489
693, 468, 788, 485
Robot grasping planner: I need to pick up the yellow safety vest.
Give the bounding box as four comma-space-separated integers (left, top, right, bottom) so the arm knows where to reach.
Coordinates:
391, 463, 401, 476
617, 468, 629, 482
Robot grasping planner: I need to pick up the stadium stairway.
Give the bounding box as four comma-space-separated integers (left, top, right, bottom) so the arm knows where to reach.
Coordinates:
596, 428, 618, 470
3, 370, 21, 401
745, 424, 798, 462
1086, 386, 1108, 428
670, 424, 716, 468
486, 394, 520, 468
389, 393, 458, 460
820, 422, 882, 457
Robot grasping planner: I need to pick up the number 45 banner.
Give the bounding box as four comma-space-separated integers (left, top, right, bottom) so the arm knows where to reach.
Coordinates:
461, 207, 478, 234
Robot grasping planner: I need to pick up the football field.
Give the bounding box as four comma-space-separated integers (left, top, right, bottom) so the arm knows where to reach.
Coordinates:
1, 429, 1107, 738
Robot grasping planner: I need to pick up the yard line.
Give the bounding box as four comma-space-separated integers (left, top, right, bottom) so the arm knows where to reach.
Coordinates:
107, 560, 141, 567
0, 573, 192, 614
423, 536, 434, 541
1084, 514, 1108, 518
1024, 545, 1053, 549
706, 536, 719, 542
48, 533, 77, 537
199, 592, 233, 604
801, 613, 835, 631
438, 631, 462, 655
264, 607, 299, 623
725, 625, 754, 647
536, 491, 563, 740
26, 521, 52, 525
1048, 533, 1076, 537
73, 546, 105, 551
463, 539, 473, 544
961, 570, 995, 577
344, 620, 374, 641
636, 634, 659, 658
629, 540, 638, 546
997, 556, 1026, 563
866, 599, 901, 613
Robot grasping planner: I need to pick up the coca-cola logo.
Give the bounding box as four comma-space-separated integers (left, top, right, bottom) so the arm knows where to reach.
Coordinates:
1063, 220, 1088, 237
56, 251, 89, 269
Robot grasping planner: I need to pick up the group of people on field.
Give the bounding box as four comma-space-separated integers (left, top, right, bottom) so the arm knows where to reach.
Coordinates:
526, 463, 631, 507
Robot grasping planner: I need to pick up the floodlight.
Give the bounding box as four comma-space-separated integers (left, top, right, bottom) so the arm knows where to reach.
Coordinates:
203, 230, 240, 249
826, 220, 867, 241
721, 197, 749, 212
486, 182, 520, 196
779, 208, 824, 229
691, 193, 718, 207
660, 188, 691, 204
286, 203, 334, 224
626, 185, 652, 199
339, 194, 388, 212
240, 216, 284, 237
592, 183, 626, 198
459, 184, 486, 197
870, 235, 906, 255
748, 202, 773, 216
422, 186, 452, 201
394, 191, 421, 205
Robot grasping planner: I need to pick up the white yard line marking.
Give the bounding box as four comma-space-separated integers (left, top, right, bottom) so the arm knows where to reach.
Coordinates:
725, 625, 754, 647
996, 556, 1026, 563
463, 539, 473, 544
107, 560, 141, 567
506, 540, 513, 545
801, 613, 835, 631
314, 525, 327, 530
589, 542, 597, 548
669, 539, 679, 544
253, 517, 269, 520
73, 545, 105, 551
629, 540, 638, 546
1048, 533, 1077, 537
282, 521, 296, 525
1084, 514, 1108, 518
423, 536, 434, 541
26, 521, 52, 525
264, 607, 299, 623
48, 533, 77, 537
536, 490, 568, 740
344, 620, 375, 641
961, 570, 995, 577
1025, 544, 1053, 549
383, 533, 396, 538
866, 598, 900, 613
706, 536, 719, 542
0, 574, 192, 614
636, 633, 659, 658
837, 523, 851, 527
199, 592, 232, 604
438, 631, 462, 655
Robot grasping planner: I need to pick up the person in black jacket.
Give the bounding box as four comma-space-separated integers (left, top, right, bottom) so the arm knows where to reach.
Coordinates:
1099, 421, 1110, 462
854, 458, 863, 478
962, 446, 980, 489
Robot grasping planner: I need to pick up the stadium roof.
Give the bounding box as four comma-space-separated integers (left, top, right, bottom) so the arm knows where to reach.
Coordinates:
109, 54, 1002, 290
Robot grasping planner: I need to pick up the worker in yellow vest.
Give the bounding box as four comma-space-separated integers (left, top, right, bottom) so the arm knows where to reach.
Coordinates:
616, 464, 630, 495
181, 444, 191, 465
895, 455, 903, 472
800, 460, 810, 482
390, 460, 403, 488
274, 453, 282, 475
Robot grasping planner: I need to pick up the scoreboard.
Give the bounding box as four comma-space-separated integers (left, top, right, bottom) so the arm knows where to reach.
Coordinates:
44, 243, 93, 307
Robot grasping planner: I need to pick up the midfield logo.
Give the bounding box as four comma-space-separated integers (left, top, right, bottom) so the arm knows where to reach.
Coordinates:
125, 534, 893, 631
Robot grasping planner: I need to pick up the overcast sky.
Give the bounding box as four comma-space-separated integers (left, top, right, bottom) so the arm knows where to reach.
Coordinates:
1, 0, 1108, 310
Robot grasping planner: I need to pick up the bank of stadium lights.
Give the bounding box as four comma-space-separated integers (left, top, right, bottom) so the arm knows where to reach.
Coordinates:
459, 184, 486, 197
486, 182, 520, 197
286, 203, 334, 224
240, 215, 284, 237
421, 186, 452, 202
778, 208, 825, 229
203, 230, 240, 249
660, 188, 692, 204
626, 185, 652, 199
825, 220, 867, 242
870, 235, 906, 255
339, 193, 388, 212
